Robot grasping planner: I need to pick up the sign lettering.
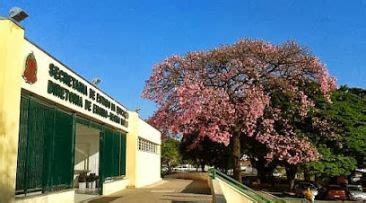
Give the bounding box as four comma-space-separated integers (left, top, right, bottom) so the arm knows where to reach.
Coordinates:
47, 64, 128, 127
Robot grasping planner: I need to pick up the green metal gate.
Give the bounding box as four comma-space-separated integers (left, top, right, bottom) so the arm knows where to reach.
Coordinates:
15, 95, 75, 195
100, 129, 126, 181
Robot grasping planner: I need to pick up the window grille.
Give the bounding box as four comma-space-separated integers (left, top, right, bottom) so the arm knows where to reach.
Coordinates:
137, 137, 158, 153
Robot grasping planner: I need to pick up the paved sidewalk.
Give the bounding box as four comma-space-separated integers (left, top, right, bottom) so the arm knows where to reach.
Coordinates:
85, 179, 212, 203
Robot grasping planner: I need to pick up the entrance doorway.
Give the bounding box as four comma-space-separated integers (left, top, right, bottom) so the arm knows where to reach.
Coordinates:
74, 123, 101, 195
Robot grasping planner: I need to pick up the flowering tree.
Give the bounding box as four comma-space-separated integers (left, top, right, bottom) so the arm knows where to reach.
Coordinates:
142, 40, 336, 182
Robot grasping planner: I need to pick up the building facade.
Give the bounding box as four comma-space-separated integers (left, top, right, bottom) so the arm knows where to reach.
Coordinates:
0, 18, 161, 203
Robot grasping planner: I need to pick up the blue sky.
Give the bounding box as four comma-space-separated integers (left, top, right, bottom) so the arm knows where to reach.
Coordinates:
1, 0, 365, 118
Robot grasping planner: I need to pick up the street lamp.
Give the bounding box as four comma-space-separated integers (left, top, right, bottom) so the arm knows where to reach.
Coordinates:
91, 78, 101, 86
9, 7, 28, 22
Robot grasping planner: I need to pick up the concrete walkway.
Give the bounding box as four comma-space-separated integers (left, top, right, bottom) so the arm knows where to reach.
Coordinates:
84, 179, 212, 203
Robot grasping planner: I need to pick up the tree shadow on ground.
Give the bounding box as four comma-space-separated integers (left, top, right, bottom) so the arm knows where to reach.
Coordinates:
160, 193, 212, 203
160, 180, 212, 203
180, 180, 211, 195
172, 201, 211, 203
88, 196, 122, 203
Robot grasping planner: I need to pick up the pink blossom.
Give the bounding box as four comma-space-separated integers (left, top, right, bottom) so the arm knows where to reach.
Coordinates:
143, 39, 336, 165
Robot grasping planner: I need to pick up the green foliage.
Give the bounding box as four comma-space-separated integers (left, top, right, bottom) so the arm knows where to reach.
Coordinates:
303, 145, 357, 177
180, 135, 232, 171
346, 126, 366, 157
161, 138, 181, 173
321, 86, 366, 165
302, 86, 365, 177
331, 87, 366, 157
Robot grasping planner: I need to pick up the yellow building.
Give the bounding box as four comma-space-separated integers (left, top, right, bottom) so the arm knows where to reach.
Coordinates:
0, 17, 161, 203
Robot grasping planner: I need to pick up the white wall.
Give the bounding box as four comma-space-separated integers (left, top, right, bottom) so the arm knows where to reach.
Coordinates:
73, 124, 100, 187
137, 119, 161, 145
136, 150, 161, 187
102, 178, 129, 195
74, 124, 100, 176
135, 118, 161, 187
15, 190, 75, 203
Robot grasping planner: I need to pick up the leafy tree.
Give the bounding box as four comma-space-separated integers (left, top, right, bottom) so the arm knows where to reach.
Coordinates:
301, 86, 366, 179
328, 87, 366, 167
180, 134, 232, 172
161, 138, 181, 174
142, 39, 336, 181
302, 145, 357, 178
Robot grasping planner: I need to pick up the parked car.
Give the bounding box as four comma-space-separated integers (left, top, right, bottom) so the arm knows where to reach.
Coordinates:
294, 182, 319, 197
326, 185, 347, 200
350, 175, 361, 183
173, 164, 197, 172
173, 165, 190, 172
347, 185, 366, 201
272, 171, 281, 177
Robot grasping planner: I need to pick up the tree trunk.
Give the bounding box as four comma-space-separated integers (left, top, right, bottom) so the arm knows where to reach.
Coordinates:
201, 162, 205, 172
253, 159, 266, 184
304, 169, 311, 182
251, 158, 278, 185
232, 133, 242, 182
285, 164, 297, 191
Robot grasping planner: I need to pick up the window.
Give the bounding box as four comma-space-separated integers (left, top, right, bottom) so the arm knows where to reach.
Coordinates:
138, 137, 158, 153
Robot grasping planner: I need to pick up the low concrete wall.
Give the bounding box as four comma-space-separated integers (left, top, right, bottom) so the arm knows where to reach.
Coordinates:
15, 190, 75, 203
102, 178, 129, 195
209, 172, 257, 203
217, 178, 254, 203
211, 179, 226, 203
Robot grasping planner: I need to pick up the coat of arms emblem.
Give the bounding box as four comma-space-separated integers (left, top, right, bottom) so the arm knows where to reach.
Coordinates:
23, 53, 37, 84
